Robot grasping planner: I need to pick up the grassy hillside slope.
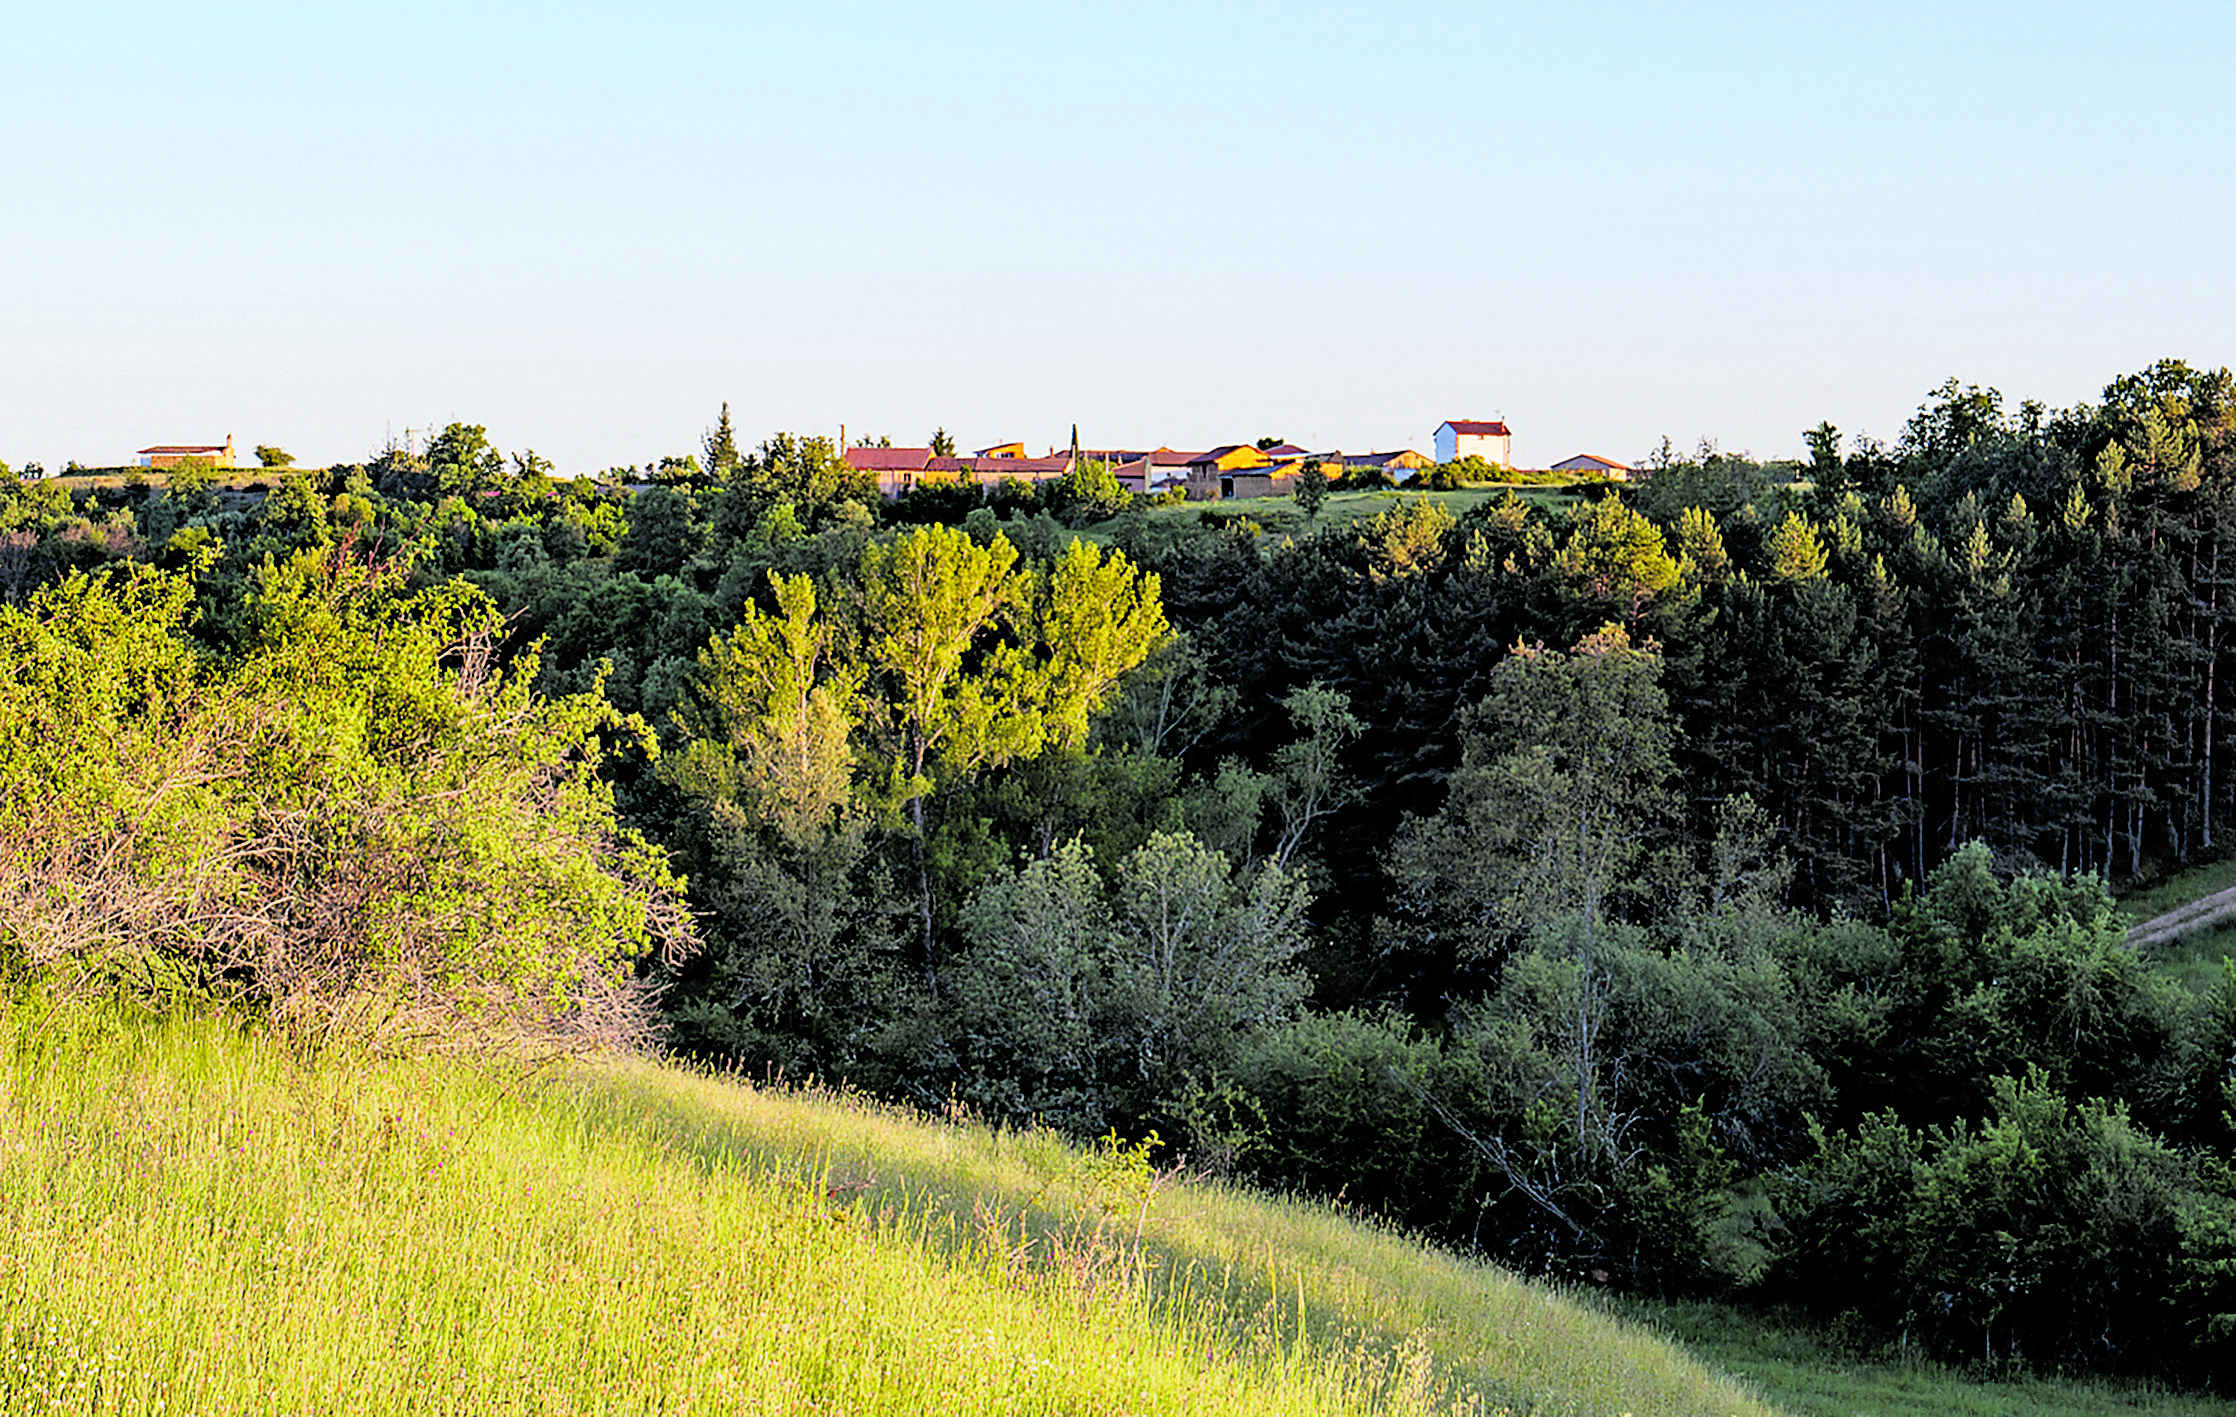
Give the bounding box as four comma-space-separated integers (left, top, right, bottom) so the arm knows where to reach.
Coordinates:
0, 997, 1779, 1417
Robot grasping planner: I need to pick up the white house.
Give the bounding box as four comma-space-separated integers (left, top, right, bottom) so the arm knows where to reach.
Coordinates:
1433, 420, 1511, 467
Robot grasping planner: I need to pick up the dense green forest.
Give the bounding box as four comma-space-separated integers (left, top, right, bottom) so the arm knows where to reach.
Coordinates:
5, 363, 2236, 1391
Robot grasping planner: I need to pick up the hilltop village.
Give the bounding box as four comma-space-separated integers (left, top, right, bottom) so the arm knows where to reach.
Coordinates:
840, 420, 1632, 499
108, 419, 1638, 504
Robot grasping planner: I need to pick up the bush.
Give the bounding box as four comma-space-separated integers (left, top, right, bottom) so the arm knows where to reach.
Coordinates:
1427, 455, 1498, 488
1775, 1069, 2228, 1379
1227, 1010, 1472, 1228
1044, 461, 1130, 524
0, 552, 694, 1052
887, 478, 983, 527
1857, 844, 2189, 1127
986, 476, 1040, 518
947, 833, 1311, 1134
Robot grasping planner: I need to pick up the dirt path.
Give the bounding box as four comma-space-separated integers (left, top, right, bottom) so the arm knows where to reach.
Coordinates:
2126, 882, 2236, 952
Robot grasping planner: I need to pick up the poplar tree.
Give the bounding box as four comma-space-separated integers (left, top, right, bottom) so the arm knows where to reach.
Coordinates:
658, 572, 889, 1068
855, 525, 1165, 987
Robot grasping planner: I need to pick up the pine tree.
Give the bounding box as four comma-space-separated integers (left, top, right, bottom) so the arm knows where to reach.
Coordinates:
703, 402, 741, 479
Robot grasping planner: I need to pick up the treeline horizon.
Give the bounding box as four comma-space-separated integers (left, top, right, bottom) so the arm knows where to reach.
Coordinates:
5, 361, 2236, 1388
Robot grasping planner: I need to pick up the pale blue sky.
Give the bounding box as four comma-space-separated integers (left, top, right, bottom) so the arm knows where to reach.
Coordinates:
6, 1, 2233, 473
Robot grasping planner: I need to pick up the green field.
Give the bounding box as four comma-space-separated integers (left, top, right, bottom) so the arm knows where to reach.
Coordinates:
51, 469, 267, 488
1, 994, 1781, 1417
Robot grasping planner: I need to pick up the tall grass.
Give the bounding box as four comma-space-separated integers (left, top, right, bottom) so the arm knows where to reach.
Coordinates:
582, 1063, 1780, 1417
1619, 1302, 2235, 1417
0, 996, 1779, 1416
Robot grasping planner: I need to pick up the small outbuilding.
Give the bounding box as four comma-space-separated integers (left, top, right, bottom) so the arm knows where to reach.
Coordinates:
1549, 453, 1631, 480
1184, 445, 1273, 500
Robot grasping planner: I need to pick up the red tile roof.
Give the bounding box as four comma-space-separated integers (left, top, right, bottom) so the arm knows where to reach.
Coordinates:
843, 447, 934, 471
1439, 420, 1511, 436
906, 455, 1074, 477
137, 444, 228, 455
977, 456, 1071, 475
1111, 449, 1198, 473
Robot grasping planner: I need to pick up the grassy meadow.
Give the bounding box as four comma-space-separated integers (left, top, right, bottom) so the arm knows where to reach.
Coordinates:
0, 994, 1781, 1417
2116, 857, 2236, 993
1619, 1303, 2235, 1417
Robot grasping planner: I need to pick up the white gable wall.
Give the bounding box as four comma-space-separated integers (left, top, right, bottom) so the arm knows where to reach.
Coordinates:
1435, 423, 1511, 466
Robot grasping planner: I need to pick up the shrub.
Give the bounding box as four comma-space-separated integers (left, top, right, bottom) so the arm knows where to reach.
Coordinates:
1227, 1010, 1472, 1228
0, 551, 694, 1052
1775, 1069, 2224, 1378
947, 833, 1311, 1134
986, 476, 1040, 518
1428, 455, 1498, 488
1044, 461, 1130, 524
887, 478, 983, 526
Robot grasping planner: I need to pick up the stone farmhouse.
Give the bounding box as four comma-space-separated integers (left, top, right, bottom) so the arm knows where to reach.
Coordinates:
137, 436, 235, 470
